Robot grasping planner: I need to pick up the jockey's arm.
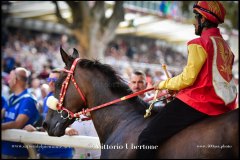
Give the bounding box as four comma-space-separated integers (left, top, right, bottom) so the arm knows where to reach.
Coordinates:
157, 44, 207, 91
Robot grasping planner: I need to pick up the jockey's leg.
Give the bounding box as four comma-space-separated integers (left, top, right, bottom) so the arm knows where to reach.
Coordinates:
136, 98, 209, 159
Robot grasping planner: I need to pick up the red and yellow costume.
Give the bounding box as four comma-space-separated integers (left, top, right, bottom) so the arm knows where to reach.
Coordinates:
158, 28, 237, 115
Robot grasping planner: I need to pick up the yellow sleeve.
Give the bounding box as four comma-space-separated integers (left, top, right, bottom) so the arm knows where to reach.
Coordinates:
158, 44, 207, 91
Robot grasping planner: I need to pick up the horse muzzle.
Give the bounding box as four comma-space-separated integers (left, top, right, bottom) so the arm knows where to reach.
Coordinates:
43, 120, 65, 137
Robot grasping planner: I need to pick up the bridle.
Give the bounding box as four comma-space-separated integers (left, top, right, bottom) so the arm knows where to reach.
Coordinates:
55, 58, 171, 121
56, 58, 87, 120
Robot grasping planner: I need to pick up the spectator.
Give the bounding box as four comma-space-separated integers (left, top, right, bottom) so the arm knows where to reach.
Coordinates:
71, 119, 101, 159
128, 70, 152, 101
33, 83, 50, 127
126, 43, 135, 60
1, 76, 10, 100
28, 78, 42, 101
129, 70, 166, 112
39, 83, 50, 108
1, 67, 39, 159
38, 65, 50, 80
41, 68, 59, 119
1, 96, 8, 120
3, 51, 15, 74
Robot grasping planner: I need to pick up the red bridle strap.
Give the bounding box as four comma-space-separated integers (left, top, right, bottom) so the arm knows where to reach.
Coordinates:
75, 87, 170, 117
58, 58, 87, 111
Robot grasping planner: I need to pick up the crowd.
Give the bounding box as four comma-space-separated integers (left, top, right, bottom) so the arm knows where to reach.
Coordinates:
105, 35, 187, 67
1, 27, 189, 85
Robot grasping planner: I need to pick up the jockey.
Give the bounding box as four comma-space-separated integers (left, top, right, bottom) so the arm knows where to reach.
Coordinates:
137, 1, 237, 159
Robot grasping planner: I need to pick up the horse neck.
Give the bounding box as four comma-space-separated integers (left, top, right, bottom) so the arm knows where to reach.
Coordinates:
87, 88, 148, 143
77, 68, 150, 143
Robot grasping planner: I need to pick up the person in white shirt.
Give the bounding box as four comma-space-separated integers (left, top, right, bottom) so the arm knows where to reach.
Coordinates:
70, 119, 101, 159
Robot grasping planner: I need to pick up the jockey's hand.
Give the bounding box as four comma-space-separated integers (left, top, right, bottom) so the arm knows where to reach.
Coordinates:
153, 81, 161, 90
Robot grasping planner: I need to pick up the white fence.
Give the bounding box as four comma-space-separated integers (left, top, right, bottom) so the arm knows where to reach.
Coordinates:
2, 129, 101, 159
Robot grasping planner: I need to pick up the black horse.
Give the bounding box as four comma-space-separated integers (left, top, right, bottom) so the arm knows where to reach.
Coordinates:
43, 48, 239, 159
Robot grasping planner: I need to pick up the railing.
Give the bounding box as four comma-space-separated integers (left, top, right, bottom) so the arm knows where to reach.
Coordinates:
2, 129, 101, 159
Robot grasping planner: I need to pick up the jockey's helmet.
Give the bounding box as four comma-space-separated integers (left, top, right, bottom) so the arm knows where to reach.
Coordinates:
193, 1, 226, 24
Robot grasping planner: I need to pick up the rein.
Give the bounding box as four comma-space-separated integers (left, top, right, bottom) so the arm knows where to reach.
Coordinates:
79, 88, 169, 117
55, 58, 170, 121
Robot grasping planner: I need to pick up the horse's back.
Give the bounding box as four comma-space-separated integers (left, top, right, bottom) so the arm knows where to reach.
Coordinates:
157, 108, 239, 159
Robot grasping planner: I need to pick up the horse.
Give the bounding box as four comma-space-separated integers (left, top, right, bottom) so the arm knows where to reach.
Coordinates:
43, 47, 239, 159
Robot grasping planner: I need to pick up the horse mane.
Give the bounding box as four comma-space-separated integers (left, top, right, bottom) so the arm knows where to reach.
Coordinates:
77, 59, 148, 115
78, 59, 133, 97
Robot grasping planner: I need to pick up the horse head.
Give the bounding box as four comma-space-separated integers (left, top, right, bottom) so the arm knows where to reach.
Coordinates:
43, 47, 87, 136
43, 47, 146, 139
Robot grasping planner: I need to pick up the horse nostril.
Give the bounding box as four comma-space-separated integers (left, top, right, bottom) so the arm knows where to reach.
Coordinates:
42, 121, 48, 130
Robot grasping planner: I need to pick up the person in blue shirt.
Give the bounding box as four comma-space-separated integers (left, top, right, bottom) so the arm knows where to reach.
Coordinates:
1, 67, 40, 159
1, 96, 8, 121
41, 69, 60, 119
24, 68, 76, 159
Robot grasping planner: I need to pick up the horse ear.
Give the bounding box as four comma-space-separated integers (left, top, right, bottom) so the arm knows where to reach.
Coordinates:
72, 48, 79, 59
60, 46, 71, 66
